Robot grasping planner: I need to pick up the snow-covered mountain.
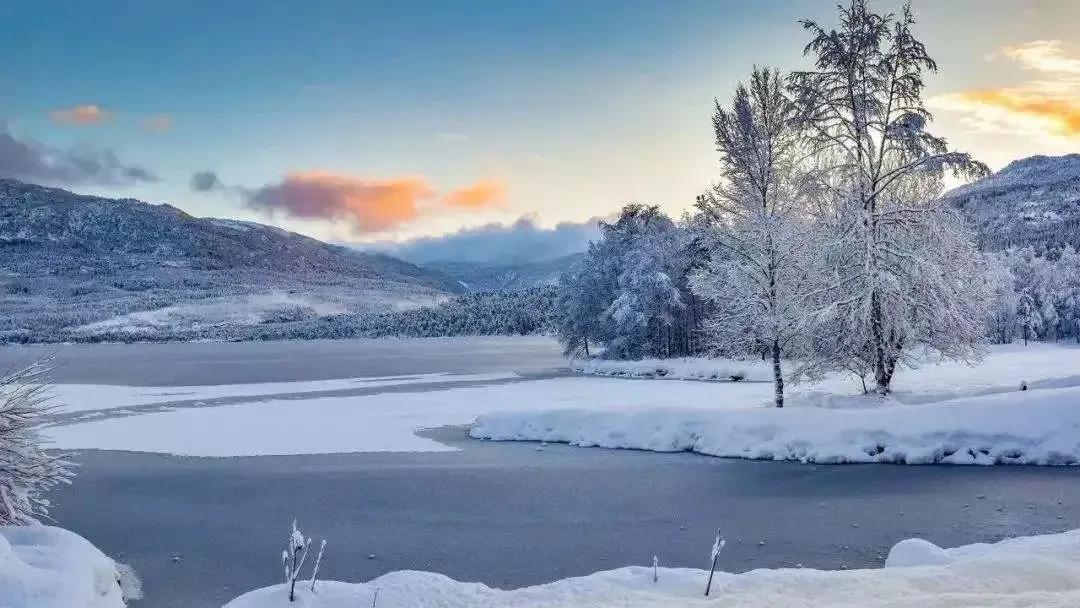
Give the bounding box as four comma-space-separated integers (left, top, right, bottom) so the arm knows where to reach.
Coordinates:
0, 179, 462, 342
422, 253, 585, 292
946, 154, 1080, 251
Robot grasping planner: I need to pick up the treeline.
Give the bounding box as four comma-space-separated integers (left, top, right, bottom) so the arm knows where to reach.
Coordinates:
41, 287, 556, 344
989, 246, 1080, 344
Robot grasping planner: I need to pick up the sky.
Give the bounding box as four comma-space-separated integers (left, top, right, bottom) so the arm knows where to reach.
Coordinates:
2, 0, 1079, 261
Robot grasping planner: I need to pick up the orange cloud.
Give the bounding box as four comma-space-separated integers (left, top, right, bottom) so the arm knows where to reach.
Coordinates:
50, 104, 112, 125
931, 40, 1080, 143
143, 114, 173, 132
939, 89, 1080, 137
248, 171, 433, 233
444, 179, 507, 210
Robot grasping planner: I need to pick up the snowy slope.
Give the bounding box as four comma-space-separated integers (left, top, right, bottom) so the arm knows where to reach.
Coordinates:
226, 529, 1080, 607
0, 179, 462, 342
945, 154, 1080, 250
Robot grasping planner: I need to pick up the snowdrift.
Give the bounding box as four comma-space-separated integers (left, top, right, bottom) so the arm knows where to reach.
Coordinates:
471, 383, 1080, 465
225, 529, 1080, 607
0, 525, 128, 608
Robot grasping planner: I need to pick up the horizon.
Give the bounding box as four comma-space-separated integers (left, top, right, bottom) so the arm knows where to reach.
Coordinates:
3, 0, 1079, 261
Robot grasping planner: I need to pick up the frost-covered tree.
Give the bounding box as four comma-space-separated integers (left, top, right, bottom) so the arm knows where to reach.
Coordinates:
1016, 292, 1040, 346
985, 255, 1018, 344
0, 362, 74, 525
690, 68, 818, 407
790, 0, 990, 394
554, 244, 615, 357
601, 205, 689, 359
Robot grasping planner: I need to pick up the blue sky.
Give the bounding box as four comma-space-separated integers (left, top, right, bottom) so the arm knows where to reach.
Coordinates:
2, 0, 1078, 247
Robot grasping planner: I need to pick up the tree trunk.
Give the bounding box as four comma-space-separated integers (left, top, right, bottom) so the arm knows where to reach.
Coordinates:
771, 338, 784, 408
870, 291, 890, 394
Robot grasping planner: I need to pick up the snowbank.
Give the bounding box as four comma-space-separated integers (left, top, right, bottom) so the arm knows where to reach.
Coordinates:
0, 525, 127, 608
471, 383, 1080, 465
225, 529, 1080, 607
572, 357, 773, 382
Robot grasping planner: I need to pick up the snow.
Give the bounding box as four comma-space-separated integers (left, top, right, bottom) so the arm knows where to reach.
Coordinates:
475, 344, 1080, 465
45, 372, 519, 414
44, 376, 752, 456
41, 344, 1080, 461
472, 382, 1080, 465
225, 529, 1080, 607
0, 525, 125, 608
572, 356, 772, 381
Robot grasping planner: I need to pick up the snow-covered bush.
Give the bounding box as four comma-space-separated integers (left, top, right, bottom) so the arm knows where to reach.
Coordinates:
0, 362, 74, 525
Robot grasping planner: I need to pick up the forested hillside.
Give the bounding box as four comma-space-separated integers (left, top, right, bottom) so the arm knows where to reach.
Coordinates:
0, 179, 463, 342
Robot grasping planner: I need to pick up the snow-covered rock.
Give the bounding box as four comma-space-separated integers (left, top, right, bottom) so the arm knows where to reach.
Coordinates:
225, 529, 1080, 607
0, 525, 127, 608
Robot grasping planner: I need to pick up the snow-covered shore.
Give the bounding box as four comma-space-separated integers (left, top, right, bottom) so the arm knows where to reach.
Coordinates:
226, 529, 1080, 607
476, 344, 1080, 465
571, 356, 773, 382
0, 525, 131, 608
472, 384, 1080, 465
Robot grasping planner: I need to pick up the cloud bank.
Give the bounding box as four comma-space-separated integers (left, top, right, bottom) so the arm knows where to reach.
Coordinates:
370, 215, 601, 264
0, 127, 157, 185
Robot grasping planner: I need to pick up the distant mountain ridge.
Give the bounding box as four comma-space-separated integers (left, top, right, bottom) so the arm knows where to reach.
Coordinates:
945, 154, 1080, 251
0, 179, 462, 342
422, 254, 585, 292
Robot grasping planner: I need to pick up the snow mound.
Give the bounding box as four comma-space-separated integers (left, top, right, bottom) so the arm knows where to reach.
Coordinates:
885, 538, 955, 567
471, 383, 1080, 465
0, 525, 126, 608
226, 530, 1080, 607
572, 357, 772, 382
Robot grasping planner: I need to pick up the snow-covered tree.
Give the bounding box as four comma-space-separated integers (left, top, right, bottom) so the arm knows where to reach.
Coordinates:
601, 205, 688, 359
690, 67, 819, 407
790, 0, 990, 394
554, 244, 615, 357
985, 255, 1018, 344
0, 362, 74, 525
1016, 292, 1040, 346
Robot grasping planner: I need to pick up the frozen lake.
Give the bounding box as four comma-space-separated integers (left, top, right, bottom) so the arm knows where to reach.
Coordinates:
11, 337, 1080, 607
0, 335, 566, 385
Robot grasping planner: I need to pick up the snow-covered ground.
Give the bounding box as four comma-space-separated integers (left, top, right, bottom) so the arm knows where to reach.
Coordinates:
45, 376, 757, 456
46, 372, 519, 414
572, 356, 773, 382
472, 385, 1080, 465
38, 342, 1080, 463
479, 344, 1080, 465
0, 525, 130, 608
226, 528, 1080, 607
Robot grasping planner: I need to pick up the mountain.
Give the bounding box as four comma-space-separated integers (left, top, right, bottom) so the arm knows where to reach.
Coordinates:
422, 253, 585, 292
945, 154, 1080, 251
0, 179, 462, 342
